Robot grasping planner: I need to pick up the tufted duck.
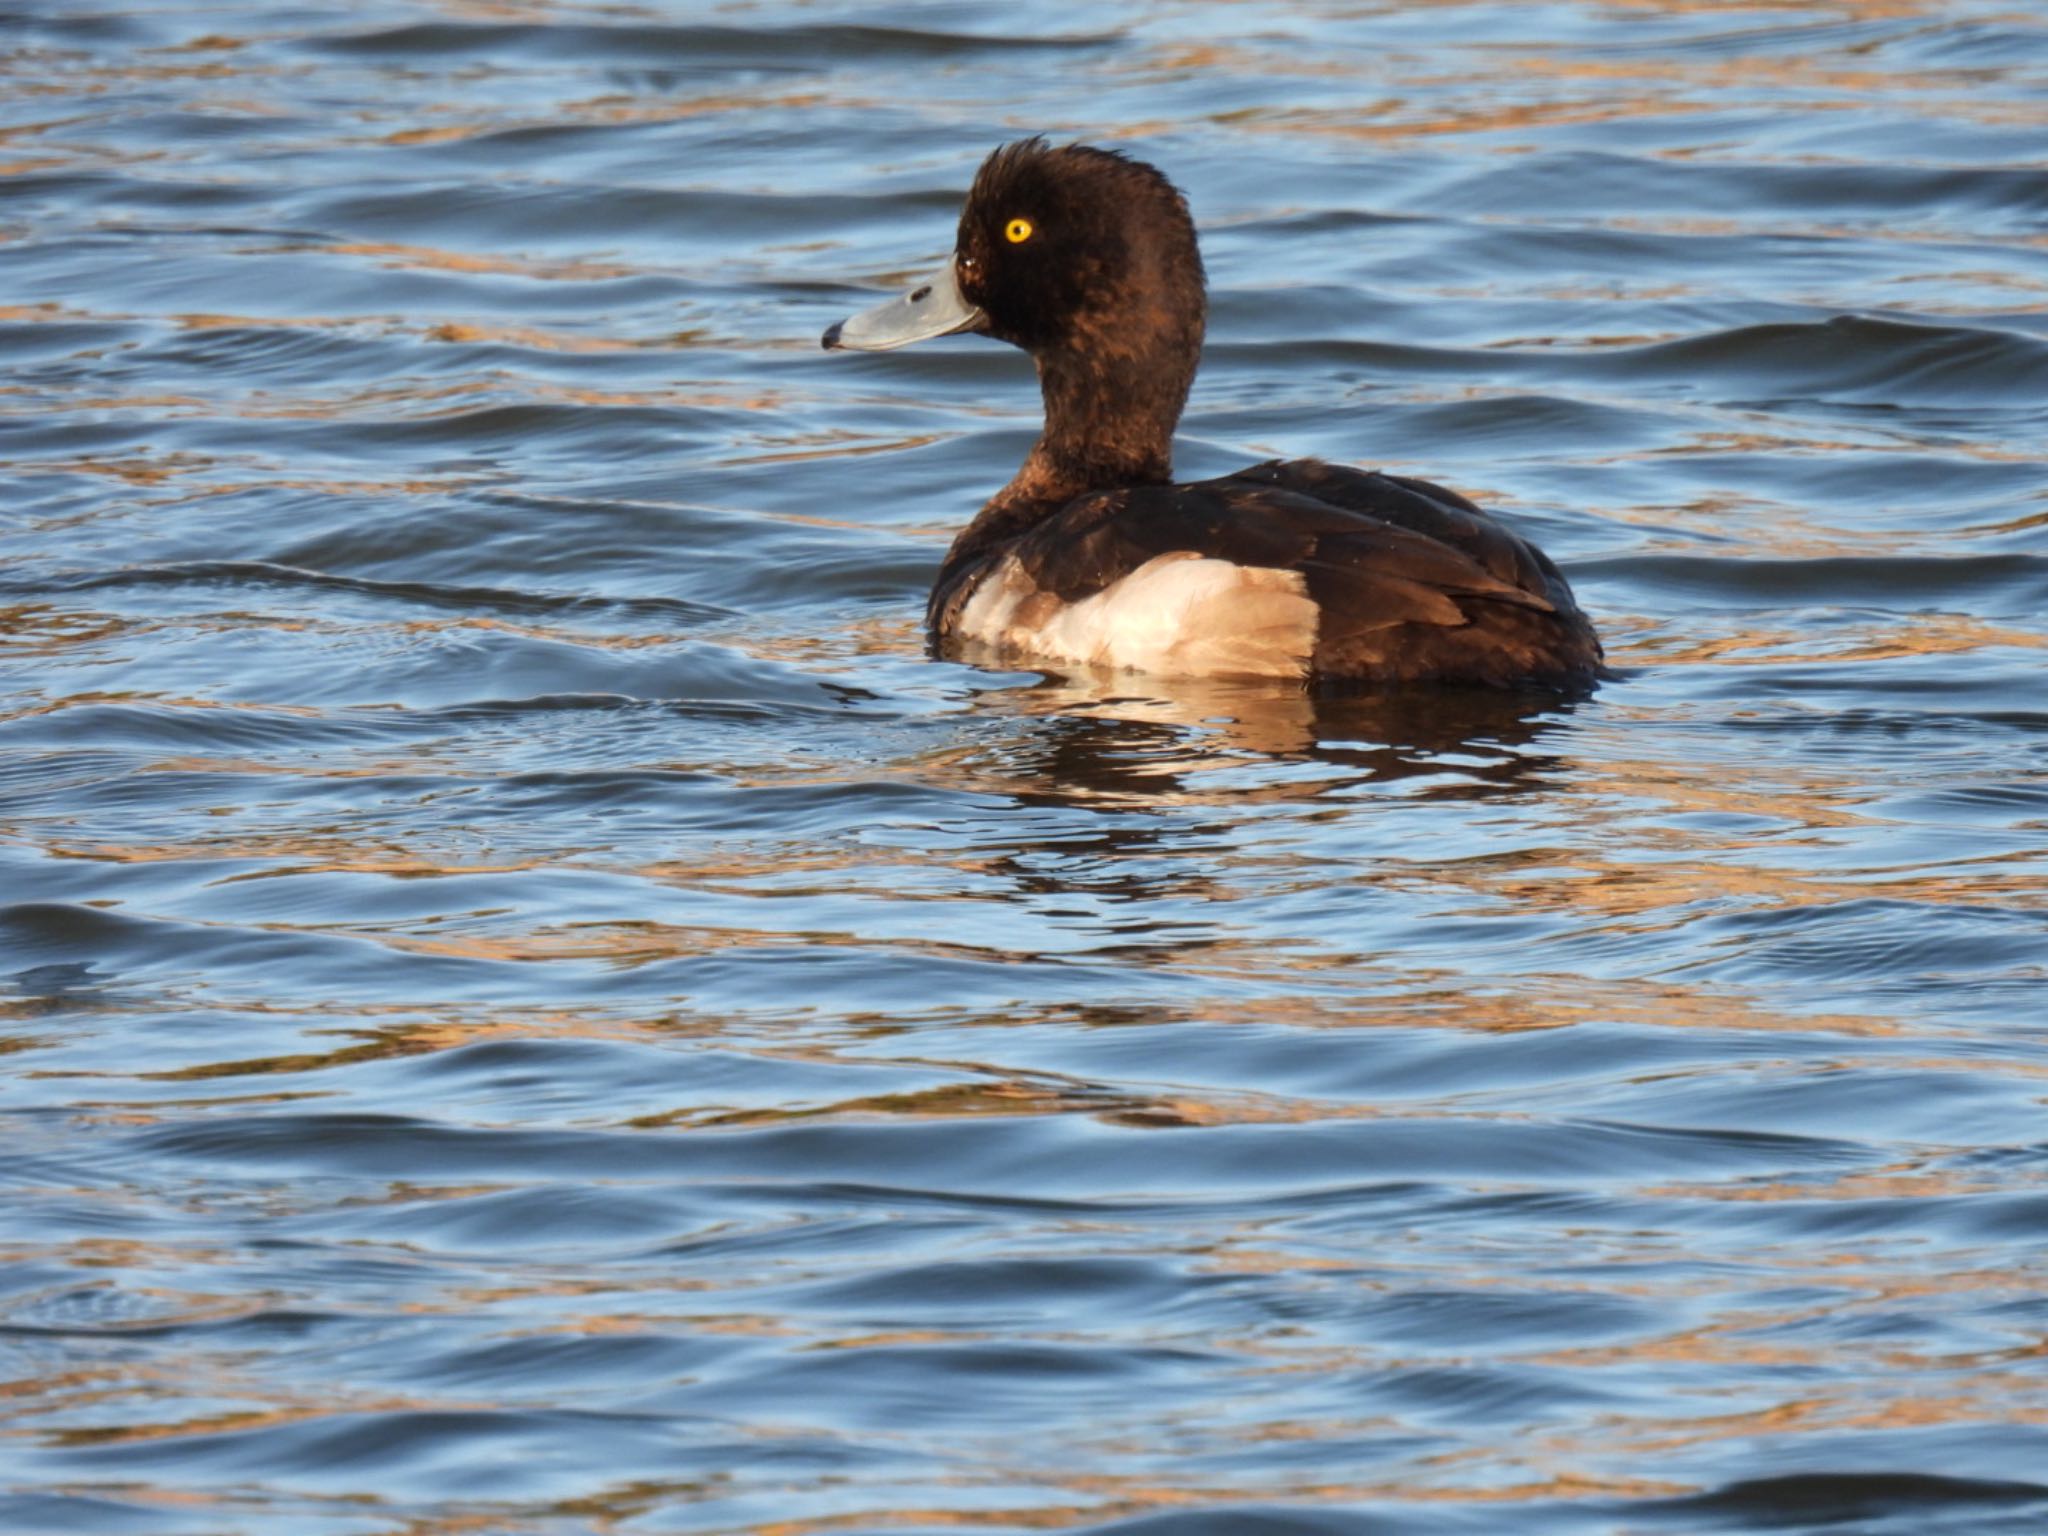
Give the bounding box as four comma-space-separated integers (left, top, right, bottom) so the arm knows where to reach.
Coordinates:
823, 139, 1602, 689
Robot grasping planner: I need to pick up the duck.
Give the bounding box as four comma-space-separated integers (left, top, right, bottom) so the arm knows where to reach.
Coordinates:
822, 138, 1602, 689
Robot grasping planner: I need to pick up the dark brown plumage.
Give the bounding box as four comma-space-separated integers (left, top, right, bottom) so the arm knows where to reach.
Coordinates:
825, 138, 1603, 690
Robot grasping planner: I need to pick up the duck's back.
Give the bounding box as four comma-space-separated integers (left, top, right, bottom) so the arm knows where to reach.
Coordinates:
930, 459, 1603, 688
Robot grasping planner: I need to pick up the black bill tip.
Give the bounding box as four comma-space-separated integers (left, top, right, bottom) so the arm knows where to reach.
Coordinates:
821, 321, 844, 351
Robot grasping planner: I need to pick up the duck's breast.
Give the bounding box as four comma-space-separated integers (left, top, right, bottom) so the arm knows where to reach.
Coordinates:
955, 549, 1317, 680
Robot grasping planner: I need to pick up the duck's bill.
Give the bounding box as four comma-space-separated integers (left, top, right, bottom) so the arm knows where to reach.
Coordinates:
822, 261, 985, 352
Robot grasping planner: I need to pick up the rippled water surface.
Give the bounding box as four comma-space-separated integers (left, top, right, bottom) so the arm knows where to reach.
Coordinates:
5, 1, 2048, 1530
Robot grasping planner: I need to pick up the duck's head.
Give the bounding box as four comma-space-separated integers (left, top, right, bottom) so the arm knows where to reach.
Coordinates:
824, 139, 1207, 491
824, 138, 1205, 368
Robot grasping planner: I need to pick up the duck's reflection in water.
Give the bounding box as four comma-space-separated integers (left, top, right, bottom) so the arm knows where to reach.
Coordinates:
950, 663, 1587, 807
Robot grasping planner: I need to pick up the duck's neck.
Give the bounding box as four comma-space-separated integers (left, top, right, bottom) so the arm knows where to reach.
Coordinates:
1028, 345, 1184, 495
942, 322, 1200, 572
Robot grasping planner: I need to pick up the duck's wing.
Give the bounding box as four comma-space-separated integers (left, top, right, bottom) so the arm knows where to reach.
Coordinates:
1217, 460, 1603, 686
933, 463, 1601, 686
1219, 459, 1578, 610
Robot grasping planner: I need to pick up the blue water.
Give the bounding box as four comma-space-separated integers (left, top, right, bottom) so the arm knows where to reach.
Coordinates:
3, 2, 2047, 1531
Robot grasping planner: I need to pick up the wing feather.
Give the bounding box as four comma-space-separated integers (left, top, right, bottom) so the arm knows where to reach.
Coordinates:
932, 458, 1602, 687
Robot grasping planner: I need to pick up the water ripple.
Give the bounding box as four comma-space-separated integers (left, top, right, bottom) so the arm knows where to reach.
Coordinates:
3, 0, 2046, 1532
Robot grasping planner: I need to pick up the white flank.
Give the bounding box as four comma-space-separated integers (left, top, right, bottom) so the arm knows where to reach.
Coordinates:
955, 552, 1317, 680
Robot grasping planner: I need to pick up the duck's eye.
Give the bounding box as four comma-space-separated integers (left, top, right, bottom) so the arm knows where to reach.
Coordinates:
1004, 217, 1034, 244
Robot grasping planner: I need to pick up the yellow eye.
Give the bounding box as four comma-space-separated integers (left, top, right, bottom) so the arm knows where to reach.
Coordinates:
1005, 217, 1034, 244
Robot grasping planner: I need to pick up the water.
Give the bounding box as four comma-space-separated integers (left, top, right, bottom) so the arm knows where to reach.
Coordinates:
3, 0, 2047, 1530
